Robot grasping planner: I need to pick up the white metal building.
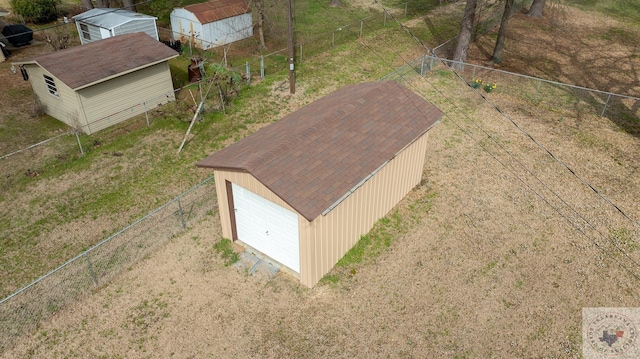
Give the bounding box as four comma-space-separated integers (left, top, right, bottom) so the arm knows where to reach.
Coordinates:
73, 8, 159, 45
170, 0, 252, 50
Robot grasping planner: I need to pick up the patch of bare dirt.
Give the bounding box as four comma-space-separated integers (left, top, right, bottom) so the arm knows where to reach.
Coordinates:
468, 5, 640, 97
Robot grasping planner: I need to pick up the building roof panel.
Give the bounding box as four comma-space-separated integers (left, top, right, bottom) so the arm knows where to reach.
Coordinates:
14, 32, 178, 89
183, 0, 251, 24
196, 81, 443, 221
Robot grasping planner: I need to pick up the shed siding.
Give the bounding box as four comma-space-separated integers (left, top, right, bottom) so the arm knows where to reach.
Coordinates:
200, 13, 252, 49
76, 23, 105, 44
77, 62, 175, 134
170, 9, 202, 46
298, 132, 430, 286
24, 65, 85, 129
114, 20, 159, 40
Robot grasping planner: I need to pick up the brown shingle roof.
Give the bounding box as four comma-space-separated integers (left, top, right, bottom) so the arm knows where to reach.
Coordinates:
183, 0, 251, 24
13, 32, 178, 90
196, 81, 443, 221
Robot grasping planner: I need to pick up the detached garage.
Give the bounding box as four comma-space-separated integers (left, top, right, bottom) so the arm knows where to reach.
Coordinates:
12, 32, 178, 135
196, 81, 443, 287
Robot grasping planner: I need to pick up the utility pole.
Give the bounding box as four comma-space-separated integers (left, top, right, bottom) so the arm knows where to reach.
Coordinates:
287, 0, 295, 94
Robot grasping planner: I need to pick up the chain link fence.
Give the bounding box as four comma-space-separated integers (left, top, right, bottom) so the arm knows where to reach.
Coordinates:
382, 54, 640, 131
157, 8, 403, 82
0, 176, 217, 353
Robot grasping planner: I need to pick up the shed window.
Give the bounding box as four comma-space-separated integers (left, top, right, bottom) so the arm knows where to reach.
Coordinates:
43, 75, 59, 97
80, 23, 90, 40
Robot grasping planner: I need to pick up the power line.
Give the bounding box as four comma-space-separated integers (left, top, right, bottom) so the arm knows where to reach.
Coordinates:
313, 0, 640, 279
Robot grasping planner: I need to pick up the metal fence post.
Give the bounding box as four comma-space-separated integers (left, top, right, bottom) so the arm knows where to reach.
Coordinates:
405, 3, 408, 16
75, 131, 84, 156
260, 55, 264, 79
143, 101, 150, 127
601, 93, 611, 117
360, 21, 363, 37
299, 43, 303, 63
420, 55, 425, 76
84, 253, 98, 286
178, 197, 186, 229
332, 32, 335, 47
429, 55, 434, 72
246, 62, 250, 85
534, 79, 542, 101
384, 12, 387, 27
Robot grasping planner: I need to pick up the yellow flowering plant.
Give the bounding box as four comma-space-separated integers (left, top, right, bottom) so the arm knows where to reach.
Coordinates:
471, 78, 483, 89
483, 82, 497, 93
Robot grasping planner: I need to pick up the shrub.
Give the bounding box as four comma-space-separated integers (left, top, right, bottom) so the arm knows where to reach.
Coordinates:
10, 0, 60, 24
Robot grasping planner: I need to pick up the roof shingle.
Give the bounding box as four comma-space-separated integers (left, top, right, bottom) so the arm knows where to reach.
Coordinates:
14, 32, 178, 89
196, 81, 443, 221
183, 0, 251, 24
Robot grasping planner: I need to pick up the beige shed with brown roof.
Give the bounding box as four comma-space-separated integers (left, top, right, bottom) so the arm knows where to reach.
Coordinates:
197, 81, 443, 287
12, 32, 178, 134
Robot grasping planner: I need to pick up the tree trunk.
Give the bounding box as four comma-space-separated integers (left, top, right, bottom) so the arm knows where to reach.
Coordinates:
525, 0, 545, 18
330, 0, 342, 7
451, 0, 477, 71
487, 0, 515, 65
123, 0, 136, 12
95, 0, 108, 8
80, 0, 94, 10
255, 0, 267, 50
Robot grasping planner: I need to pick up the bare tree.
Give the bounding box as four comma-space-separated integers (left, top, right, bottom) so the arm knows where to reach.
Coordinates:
451, 0, 477, 70
255, 0, 267, 50
487, 0, 515, 65
122, 0, 136, 12
45, 27, 73, 51
80, 0, 94, 10
525, 0, 546, 17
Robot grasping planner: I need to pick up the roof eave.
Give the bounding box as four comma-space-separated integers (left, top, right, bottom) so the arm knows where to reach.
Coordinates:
72, 53, 179, 90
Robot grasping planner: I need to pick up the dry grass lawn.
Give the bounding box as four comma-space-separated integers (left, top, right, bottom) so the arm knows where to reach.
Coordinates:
2, 2, 640, 358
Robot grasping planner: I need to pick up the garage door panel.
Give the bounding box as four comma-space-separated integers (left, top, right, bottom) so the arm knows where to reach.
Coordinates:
232, 184, 300, 273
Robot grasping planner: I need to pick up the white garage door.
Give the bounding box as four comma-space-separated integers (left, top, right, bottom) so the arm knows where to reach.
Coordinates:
232, 183, 300, 273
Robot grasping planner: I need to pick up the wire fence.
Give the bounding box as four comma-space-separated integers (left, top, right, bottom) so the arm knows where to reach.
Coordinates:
1, 10, 404, 179
157, 8, 404, 82
0, 175, 217, 353
382, 54, 640, 131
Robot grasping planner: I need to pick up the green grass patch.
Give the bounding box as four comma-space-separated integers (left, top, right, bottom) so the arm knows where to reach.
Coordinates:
213, 238, 239, 266
323, 189, 436, 284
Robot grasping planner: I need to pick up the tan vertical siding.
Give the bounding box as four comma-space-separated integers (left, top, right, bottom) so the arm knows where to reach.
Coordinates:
24, 65, 84, 129
78, 62, 175, 134
298, 133, 430, 287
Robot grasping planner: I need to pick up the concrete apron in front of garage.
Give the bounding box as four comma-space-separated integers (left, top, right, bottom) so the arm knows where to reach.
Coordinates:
233, 250, 280, 280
